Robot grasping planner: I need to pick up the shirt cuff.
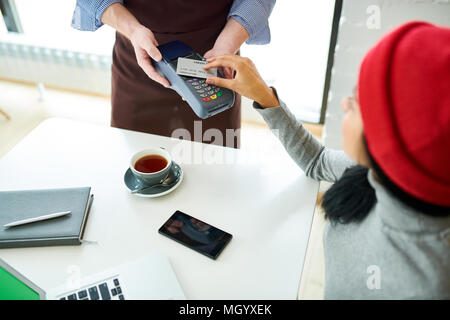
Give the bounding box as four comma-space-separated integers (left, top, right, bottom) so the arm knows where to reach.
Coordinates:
72, 0, 123, 31
230, 15, 270, 45
228, 0, 275, 45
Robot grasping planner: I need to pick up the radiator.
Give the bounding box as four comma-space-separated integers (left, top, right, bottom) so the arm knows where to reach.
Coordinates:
0, 34, 112, 95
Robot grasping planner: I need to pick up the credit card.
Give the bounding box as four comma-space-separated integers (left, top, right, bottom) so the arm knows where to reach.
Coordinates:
176, 57, 217, 79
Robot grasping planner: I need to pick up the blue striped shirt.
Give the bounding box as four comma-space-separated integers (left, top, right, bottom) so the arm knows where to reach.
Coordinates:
71, 0, 275, 44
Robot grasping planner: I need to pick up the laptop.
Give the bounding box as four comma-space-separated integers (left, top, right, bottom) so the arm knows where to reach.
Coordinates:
0, 252, 185, 300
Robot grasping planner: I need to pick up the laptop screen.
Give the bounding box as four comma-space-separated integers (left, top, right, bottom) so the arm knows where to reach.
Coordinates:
0, 265, 40, 300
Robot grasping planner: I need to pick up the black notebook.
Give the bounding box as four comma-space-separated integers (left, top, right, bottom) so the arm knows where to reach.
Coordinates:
0, 187, 93, 249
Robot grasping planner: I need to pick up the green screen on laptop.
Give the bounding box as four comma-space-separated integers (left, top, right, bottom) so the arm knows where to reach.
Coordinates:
0, 265, 40, 300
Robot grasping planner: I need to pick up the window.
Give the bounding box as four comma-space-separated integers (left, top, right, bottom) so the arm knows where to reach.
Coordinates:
1, 0, 115, 55
241, 1, 336, 123
0, 0, 114, 95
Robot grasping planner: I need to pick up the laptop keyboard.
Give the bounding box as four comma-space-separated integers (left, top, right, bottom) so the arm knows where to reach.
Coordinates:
59, 276, 125, 300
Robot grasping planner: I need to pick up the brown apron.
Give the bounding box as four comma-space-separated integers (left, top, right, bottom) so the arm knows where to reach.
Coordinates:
111, 0, 241, 148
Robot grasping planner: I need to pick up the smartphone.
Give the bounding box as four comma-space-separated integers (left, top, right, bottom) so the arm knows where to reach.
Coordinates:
159, 211, 232, 260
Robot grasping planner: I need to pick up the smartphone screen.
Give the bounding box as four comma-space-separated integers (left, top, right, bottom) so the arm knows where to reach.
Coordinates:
159, 211, 232, 260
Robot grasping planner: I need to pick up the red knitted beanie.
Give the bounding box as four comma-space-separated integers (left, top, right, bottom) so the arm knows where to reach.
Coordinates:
358, 21, 450, 206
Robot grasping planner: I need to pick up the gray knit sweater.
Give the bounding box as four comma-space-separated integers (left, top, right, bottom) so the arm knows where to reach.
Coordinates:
254, 95, 450, 300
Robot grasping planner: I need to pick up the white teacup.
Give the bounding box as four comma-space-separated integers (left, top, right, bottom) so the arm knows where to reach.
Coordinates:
130, 148, 172, 185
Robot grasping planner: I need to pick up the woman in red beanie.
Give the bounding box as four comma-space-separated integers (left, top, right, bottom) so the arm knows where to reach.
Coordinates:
205, 21, 450, 299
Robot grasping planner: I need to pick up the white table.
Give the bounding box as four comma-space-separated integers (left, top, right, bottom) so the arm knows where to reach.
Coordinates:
0, 118, 319, 299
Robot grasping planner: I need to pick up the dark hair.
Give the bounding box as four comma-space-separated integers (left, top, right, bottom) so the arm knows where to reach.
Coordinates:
322, 142, 450, 224
322, 165, 376, 224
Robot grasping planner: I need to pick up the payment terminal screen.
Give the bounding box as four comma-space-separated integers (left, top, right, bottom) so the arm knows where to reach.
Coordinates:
0, 265, 40, 300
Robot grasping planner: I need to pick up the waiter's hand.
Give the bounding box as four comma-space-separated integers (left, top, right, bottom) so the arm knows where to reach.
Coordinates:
101, 3, 169, 87
204, 55, 279, 108
203, 18, 250, 79
129, 26, 170, 88
204, 47, 235, 79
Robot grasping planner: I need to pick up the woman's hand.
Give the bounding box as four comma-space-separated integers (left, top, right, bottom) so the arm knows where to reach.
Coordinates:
204, 55, 279, 108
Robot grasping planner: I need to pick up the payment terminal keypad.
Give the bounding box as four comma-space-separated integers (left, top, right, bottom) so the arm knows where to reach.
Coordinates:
155, 40, 235, 119
186, 78, 224, 102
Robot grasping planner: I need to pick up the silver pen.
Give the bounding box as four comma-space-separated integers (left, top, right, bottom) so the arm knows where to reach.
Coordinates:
3, 211, 72, 228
